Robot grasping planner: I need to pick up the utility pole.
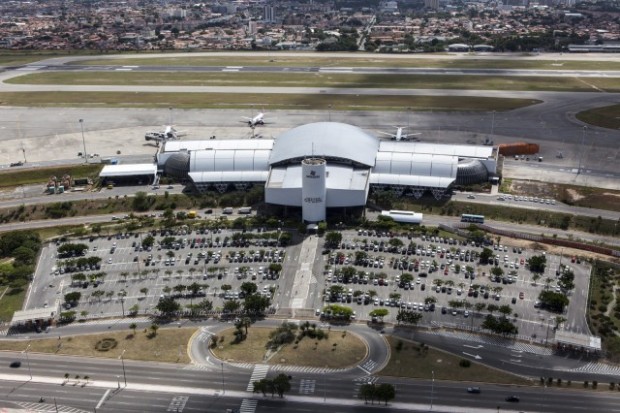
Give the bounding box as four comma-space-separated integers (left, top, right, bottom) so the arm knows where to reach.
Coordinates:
220, 362, 225, 394
79, 119, 88, 164
23, 343, 32, 380
430, 370, 435, 410
119, 349, 127, 387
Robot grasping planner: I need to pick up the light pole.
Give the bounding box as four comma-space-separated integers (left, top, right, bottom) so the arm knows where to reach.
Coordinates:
119, 349, 127, 387
430, 370, 435, 410
577, 125, 586, 174
328, 104, 332, 122
79, 119, 88, 164
220, 362, 225, 394
23, 343, 32, 380
490, 110, 496, 141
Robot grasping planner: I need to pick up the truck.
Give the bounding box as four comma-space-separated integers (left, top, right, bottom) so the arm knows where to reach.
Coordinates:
222, 207, 233, 215
187, 210, 197, 219
238, 207, 252, 215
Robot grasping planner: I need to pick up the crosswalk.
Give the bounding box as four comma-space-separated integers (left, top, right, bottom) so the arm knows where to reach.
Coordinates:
239, 398, 258, 413
556, 361, 620, 375
246, 364, 269, 392
428, 330, 552, 355
230, 362, 347, 374
16, 402, 89, 413
353, 375, 379, 384
358, 359, 378, 374
299, 379, 316, 394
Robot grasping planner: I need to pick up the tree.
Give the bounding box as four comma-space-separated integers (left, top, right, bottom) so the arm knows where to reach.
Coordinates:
132, 191, 151, 212
240, 282, 258, 296
325, 231, 343, 249
359, 383, 376, 404
558, 270, 575, 291
369, 308, 389, 321
253, 378, 269, 396
538, 290, 569, 313
396, 309, 423, 325
491, 266, 504, 277
236, 316, 252, 335
140, 287, 149, 298
91, 290, 105, 302
224, 300, 241, 313
64, 291, 81, 306
129, 322, 137, 335
150, 323, 159, 337
375, 383, 396, 405
244, 294, 270, 315
155, 296, 180, 317
527, 255, 547, 273
498, 305, 512, 315
323, 304, 354, 320
272, 373, 291, 398
479, 248, 493, 264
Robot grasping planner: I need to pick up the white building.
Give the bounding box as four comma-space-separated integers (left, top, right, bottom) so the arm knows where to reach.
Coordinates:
157, 122, 497, 222
264, 5, 276, 23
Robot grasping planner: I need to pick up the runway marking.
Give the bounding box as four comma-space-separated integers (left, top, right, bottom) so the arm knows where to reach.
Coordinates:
96, 389, 111, 409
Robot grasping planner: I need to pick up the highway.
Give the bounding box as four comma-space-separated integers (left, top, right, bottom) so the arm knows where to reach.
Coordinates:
1, 349, 620, 413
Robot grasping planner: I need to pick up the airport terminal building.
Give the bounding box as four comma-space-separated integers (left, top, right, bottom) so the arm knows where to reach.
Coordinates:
156, 122, 497, 222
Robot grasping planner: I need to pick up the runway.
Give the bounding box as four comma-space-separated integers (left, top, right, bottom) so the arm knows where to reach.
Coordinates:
0, 53, 618, 185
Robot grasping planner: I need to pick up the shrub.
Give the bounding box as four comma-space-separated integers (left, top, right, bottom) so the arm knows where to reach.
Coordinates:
593, 380, 598, 388
94, 338, 118, 352
584, 381, 589, 388
459, 359, 471, 368
396, 340, 404, 352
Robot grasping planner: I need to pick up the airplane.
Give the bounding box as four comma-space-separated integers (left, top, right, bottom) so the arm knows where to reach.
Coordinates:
241, 112, 266, 128
144, 125, 186, 143
378, 126, 421, 142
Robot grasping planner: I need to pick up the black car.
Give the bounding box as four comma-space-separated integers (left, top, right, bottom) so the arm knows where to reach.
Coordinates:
505, 395, 520, 402
467, 387, 481, 394
9, 361, 21, 368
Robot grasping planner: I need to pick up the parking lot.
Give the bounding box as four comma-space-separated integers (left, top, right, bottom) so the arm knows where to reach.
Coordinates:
317, 229, 590, 339
24, 223, 590, 342
28, 226, 291, 323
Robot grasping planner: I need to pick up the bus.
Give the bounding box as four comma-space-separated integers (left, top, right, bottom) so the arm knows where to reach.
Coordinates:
461, 214, 485, 224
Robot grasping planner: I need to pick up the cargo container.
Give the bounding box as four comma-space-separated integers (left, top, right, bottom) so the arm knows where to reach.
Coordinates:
498, 142, 539, 156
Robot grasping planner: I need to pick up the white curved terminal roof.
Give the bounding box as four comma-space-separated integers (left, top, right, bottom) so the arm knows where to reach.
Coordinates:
374, 152, 457, 178
189, 171, 269, 183
379, 141, 493, 159
269, 122, 380, 167
190, 149, 271, 173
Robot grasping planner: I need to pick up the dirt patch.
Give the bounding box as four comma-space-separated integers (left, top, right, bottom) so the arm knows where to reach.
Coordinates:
566, 189, 585, 202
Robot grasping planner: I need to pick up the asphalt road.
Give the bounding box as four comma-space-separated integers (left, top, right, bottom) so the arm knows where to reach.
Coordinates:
2, 348, 620, 413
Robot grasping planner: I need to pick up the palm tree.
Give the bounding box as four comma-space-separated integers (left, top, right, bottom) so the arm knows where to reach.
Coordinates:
239, 317, 252, 335
162, 285, 172, 296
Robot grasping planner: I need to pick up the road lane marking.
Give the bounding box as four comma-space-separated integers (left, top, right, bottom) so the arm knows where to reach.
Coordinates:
96, 389, 111, 409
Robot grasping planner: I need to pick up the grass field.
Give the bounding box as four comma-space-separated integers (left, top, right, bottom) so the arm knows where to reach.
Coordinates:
380, 335, 531, 384
0, 286, 26, 322
0, 327, 195, 363
576, 104, 620, 130
211, 326, 366, 368
0, 164, 102, 188
7, 72, 620, 93
0, 91, 539, 112
73, 56, 620, 71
